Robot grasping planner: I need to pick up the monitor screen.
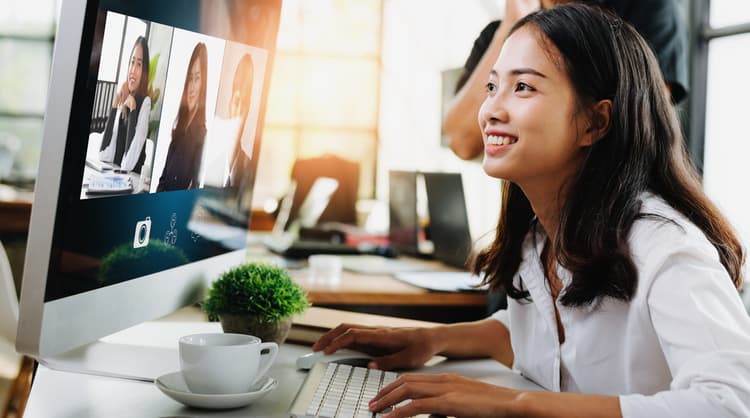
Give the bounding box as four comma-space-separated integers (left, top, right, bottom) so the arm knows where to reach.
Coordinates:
423, 172, 472, 269
46, 0, 278, 301
388, 170, 419, 255
17, 0, 281, 365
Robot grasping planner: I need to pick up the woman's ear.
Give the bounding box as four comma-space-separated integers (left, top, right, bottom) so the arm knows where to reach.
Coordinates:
582, 99, 612, 146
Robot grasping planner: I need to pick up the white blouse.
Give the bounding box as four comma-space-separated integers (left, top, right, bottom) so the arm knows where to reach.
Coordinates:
491, 193, 750, 417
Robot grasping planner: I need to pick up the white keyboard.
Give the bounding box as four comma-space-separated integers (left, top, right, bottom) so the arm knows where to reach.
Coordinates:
289, 362, 399, 418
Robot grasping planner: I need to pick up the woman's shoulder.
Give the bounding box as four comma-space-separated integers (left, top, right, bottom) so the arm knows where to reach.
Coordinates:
629, 192, 721, 283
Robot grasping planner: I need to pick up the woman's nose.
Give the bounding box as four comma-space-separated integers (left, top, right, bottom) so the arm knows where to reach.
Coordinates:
479, 96, 509, 125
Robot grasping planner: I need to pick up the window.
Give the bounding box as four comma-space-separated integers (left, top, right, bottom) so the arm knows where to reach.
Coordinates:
252, 0, 383, 208
0, 0, 57, 185
696, 1, 750, 251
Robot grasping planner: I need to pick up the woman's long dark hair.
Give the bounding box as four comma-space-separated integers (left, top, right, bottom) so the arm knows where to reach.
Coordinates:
175, 42, 208, 135
472, 4, 744, 307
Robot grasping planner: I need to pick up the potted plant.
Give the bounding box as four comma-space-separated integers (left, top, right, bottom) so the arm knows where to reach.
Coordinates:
202, 262, 309, 345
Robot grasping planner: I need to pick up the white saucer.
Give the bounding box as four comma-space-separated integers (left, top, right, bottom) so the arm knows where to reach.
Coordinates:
155, 372, 277, 410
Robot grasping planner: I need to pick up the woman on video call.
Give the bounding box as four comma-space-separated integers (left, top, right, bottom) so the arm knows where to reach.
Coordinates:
157, 42, 208, 192
226, 53, 254, 188
99, 36, 151, 174
200, 52, 254, 189
313, 4, 750, 418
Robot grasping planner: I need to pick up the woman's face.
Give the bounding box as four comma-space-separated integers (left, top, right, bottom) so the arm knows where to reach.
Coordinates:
187, 58, 203, 113
127, 43, 144, 94
478, 26, 590, 188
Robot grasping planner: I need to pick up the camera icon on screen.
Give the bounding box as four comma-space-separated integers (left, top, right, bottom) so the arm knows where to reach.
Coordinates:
133, 217, 152, 249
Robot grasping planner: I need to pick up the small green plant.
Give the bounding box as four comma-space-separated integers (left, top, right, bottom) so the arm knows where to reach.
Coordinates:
203, 263, 309, 323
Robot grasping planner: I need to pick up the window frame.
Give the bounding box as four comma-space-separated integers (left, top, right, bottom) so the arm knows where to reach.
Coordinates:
688, 0, 750, 174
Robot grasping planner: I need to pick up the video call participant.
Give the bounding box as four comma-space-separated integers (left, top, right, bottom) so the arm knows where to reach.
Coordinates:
157, 42, 209, 192
226, 53, 254, 188
314, 5, 750, 417
201, 52, 254, 189
444, 0, 688, 160
99, 36, 151, 173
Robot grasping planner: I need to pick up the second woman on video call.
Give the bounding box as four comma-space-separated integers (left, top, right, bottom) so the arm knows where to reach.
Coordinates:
157, 42, 208, 192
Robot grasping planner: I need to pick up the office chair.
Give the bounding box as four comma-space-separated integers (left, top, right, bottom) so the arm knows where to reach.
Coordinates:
288, 155, 359, 228
0, 241, 33, 418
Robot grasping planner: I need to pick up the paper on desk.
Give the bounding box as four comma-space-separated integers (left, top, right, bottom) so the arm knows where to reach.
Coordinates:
393, 271, 487, 292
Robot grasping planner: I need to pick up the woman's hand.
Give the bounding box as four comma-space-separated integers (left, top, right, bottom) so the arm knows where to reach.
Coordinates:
123, 94, 136, 112
312, 324, 440, 370
369, 373, 525, 418
113, 81, 128, 108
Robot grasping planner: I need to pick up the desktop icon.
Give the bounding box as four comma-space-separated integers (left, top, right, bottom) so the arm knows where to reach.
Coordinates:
165, 213, 178, 246
133, 217, 152, 248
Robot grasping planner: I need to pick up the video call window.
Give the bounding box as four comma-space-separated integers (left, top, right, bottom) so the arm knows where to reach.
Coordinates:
80, 11, 267, 200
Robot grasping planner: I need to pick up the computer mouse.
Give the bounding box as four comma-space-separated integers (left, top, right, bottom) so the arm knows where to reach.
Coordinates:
296, 349, 373, 370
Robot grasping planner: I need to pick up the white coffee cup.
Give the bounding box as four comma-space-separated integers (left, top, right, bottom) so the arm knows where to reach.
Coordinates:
178, 333, 278, 395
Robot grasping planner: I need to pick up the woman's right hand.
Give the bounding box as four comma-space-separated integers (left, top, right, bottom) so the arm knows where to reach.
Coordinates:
312, 324, 440, 371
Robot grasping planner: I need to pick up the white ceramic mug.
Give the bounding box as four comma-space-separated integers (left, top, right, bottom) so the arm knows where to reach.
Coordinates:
178, 333, 278, 395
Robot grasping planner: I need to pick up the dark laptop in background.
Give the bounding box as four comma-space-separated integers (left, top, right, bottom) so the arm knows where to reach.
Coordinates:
388, 170, 420, 256
423, 172, 473, 269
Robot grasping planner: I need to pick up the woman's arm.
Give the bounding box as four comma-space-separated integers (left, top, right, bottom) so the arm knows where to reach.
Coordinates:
119, 96, 151, 172
368, 374, 621, 418
428, 317, 513, 367
313, 317, 514, 370
617, 242, 750, 417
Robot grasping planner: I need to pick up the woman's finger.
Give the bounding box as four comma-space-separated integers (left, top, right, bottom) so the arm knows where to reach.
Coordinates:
312, 323, 371, 352
369, 381, 449, 414
371, 374, 454, 403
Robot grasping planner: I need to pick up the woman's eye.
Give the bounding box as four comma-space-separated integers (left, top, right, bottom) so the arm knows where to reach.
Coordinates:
515, 82, 535, 92
485, 82, 497, 95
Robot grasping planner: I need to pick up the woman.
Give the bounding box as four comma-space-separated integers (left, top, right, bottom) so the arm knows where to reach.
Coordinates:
157, 42, 208, 191
313, 4, 750, 417
200, 52, 254, 188
227, 53, 254, 188
99, 36, 150, 173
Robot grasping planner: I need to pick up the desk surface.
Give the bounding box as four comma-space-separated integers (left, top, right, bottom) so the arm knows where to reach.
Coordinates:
23, 317, 540, 418
246, 244, 487, 309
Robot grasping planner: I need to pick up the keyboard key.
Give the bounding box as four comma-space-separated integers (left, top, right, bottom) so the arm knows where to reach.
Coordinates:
301, 364, 399, 417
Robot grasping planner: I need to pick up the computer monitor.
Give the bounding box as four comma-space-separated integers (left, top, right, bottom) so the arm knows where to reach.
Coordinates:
16, 0, 281, 380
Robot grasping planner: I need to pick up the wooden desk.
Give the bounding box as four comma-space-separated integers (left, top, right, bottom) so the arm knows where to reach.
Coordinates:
285, 261, 488, 323
291, 269, 486, 306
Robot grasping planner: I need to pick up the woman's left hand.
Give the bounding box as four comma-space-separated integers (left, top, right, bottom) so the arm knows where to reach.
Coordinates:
368, 373, 525, 418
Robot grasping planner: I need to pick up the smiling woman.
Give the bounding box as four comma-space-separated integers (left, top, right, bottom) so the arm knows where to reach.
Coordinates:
98, 36, 152, 174
312, 4, 750, 418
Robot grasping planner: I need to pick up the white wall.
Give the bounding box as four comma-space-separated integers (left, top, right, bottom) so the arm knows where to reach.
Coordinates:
379, 0, 504, 244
